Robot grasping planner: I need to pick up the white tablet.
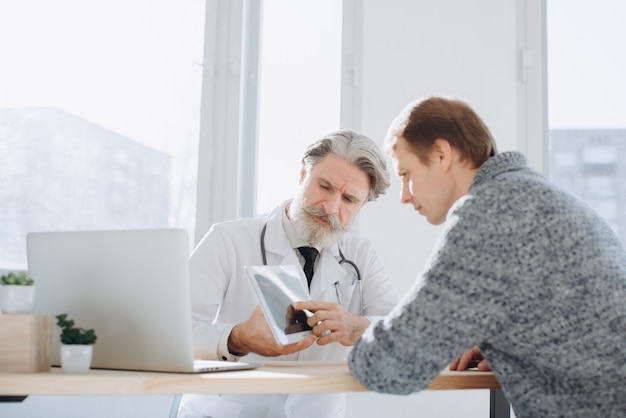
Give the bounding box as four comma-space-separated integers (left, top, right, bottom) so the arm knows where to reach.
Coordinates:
245, 265, 313, 345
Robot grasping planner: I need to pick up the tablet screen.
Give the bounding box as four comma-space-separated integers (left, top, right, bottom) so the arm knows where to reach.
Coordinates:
245, 265, 313, 344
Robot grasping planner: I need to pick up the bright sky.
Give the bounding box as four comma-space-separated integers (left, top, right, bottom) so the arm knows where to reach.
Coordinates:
255, 0, 342, 214
0, 0, 205, 155
547, 0, 626, 129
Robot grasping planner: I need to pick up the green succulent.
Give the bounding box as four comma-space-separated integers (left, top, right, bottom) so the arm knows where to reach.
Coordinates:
56, 314, 98, 345
0, 271, 35, 286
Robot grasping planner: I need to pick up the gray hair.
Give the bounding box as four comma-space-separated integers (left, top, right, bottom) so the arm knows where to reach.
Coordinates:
301, 130, 390, 202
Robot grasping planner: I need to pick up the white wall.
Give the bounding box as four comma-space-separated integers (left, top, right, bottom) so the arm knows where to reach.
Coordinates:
358, 0, 521, 294
0, 395, 174, 418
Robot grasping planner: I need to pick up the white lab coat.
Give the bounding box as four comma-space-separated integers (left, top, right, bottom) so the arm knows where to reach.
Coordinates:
179, 201, 399, 418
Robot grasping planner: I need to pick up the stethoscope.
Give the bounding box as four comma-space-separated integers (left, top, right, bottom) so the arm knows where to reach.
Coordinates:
260, 223, 363, 315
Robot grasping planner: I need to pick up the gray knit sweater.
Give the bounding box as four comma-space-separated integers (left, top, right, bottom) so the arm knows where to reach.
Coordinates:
348, 151, 626, 417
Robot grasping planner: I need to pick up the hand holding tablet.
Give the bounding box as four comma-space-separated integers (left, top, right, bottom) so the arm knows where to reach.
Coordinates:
245, 265, 314, 345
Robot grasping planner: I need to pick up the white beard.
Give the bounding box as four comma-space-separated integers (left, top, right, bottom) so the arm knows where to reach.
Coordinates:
288, 194, 347, 248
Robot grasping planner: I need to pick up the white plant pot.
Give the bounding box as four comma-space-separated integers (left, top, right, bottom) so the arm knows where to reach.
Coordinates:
0, 285, 36, 314
60, 344, 94, 374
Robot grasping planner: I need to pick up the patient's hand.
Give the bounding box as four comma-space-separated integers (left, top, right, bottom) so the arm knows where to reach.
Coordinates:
292, 300, 371, 347
284, 305, 311, 334
449, 345, 491, 371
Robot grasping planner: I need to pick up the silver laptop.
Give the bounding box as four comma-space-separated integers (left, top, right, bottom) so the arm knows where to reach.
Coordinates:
27, 228, 260, 374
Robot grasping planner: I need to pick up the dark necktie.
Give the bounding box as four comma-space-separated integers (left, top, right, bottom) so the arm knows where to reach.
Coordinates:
297, 246, 319, 288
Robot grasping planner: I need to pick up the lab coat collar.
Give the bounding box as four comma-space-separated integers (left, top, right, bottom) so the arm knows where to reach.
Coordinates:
262, 202, 294, 266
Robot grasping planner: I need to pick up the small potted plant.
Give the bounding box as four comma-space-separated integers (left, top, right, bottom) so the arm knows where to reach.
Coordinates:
0, 271, 36, 314
56, 313, 98, 373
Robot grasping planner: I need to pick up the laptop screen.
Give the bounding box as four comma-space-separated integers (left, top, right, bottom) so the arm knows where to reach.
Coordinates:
27, 229, 198, 373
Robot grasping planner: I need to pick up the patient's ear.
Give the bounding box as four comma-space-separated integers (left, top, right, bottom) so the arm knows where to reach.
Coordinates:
433, 138, 453, 171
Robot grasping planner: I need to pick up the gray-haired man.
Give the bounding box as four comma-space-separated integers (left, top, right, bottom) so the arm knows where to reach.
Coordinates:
179, 130, 399, 418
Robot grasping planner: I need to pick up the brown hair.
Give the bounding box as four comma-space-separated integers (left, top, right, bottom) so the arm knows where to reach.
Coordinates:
384, 96, 497, 167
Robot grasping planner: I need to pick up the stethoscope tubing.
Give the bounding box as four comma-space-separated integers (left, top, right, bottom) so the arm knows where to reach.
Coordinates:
260, 222, 363, 315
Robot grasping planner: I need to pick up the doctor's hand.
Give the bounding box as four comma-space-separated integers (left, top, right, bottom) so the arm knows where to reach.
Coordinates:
449, 345, 491, 371
291, 300, 370, 347
227, 305, 316, 357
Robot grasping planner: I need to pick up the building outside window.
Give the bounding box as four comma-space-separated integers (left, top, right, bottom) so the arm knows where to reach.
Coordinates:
547, 0, 626, 243
0, 1, 204, 269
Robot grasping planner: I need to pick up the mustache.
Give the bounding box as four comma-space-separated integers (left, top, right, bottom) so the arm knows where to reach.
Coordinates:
302, 205, 345, 232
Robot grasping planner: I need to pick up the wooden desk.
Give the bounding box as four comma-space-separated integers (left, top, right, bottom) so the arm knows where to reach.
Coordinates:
0, 362, 508, 417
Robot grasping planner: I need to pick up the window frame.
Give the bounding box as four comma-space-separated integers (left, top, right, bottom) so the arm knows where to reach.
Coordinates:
516, 0, 548, 175
194, 0, 362, 243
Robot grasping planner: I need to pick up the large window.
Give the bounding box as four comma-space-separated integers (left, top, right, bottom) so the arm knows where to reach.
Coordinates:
0, 1, 205, 269
547, 0, 626, 243
254, 0, 343, 216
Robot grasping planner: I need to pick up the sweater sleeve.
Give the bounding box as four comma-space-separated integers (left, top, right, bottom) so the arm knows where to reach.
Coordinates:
348, 194, 511, 394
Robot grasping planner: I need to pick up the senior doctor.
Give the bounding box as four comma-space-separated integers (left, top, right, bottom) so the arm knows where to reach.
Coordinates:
178, 130, 399, 418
